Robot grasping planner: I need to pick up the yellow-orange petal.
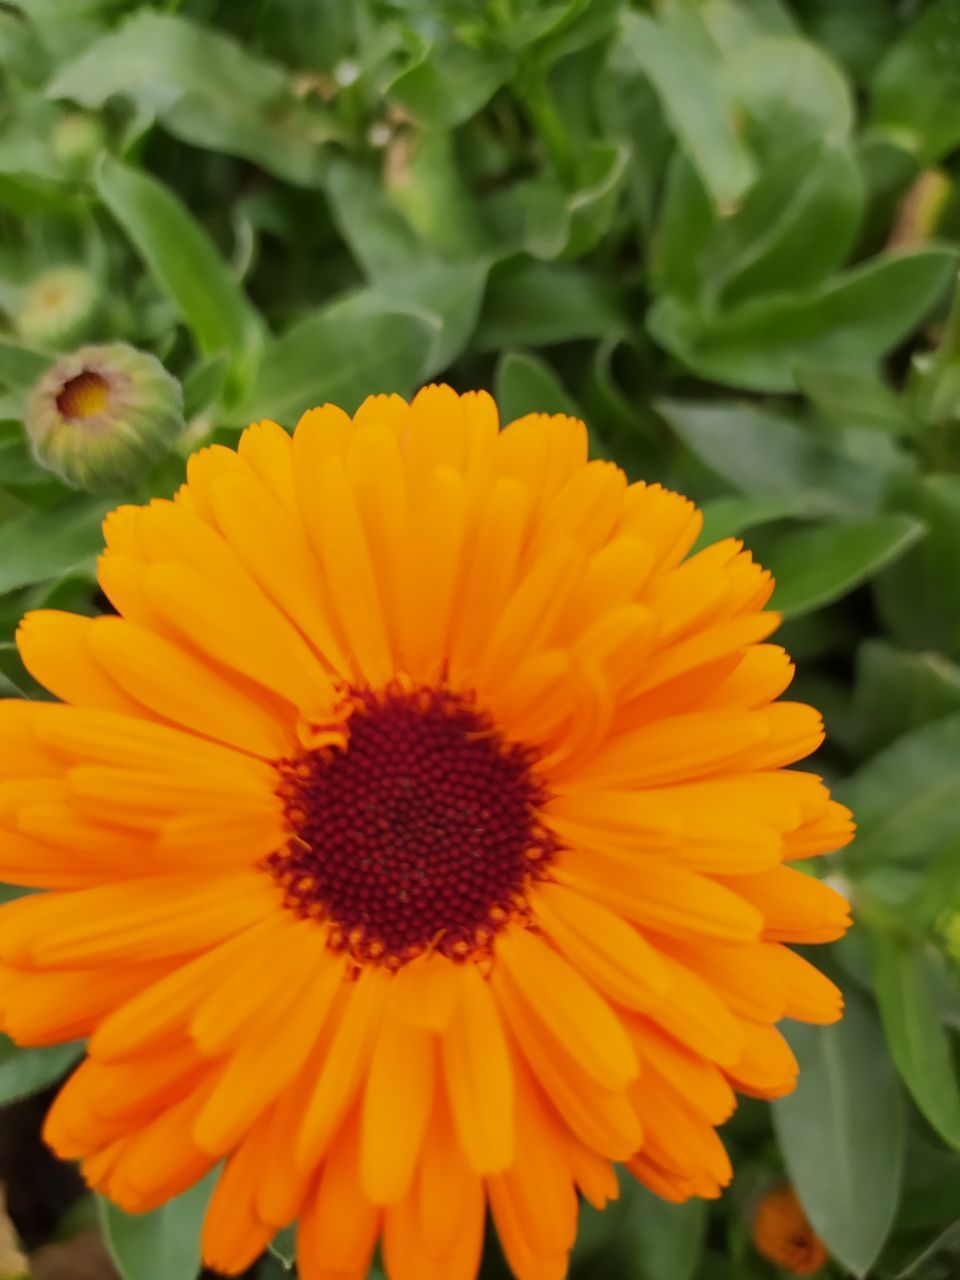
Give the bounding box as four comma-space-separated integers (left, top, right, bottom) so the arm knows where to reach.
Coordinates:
717, 867, 852, 943
441, 963, 514, 1175
497, 928, 638, 1091
530, 882, 670, 1010
297, 1115, 380, 1280
360, 1011, 435, 1204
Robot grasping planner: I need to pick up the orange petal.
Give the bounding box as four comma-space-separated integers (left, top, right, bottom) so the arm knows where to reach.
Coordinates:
296, 966, 391, 1171
715, 867, 852, 943
0, 873, 274, 969
201, 1123, 276, 1274
17, 612, 144, 715
574, 710, 770, 788
441, 963, 514, 1174
726, 1020, 798, 1098
86, 617, 293, 758
530, 882, 670, 1010
491, 970, 640, 1161
556, 851, 764, 944
360, 1011, 435, 1204
496, 928, 638, 1091
762, 944, 844, 1024
297, 1114, 380, 1280
784, 800, 856, 859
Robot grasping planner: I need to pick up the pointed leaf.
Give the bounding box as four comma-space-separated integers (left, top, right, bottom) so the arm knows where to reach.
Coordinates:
233, 293, 436, 426
766, 516, 926, 617
773, 990, 905, 1278
95, 155, 263, 362
99, 1175, 216, 1280
874, 932, 960, 1152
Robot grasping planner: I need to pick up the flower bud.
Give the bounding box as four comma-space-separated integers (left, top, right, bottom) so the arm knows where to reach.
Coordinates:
25, 343, 184, 492
51, 112, 105, 176
15, 266, 101, 350
752, 1185, 827, 1276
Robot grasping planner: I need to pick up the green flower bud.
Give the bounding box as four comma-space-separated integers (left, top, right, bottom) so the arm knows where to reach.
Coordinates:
944, 911, 960, 965
51, 112, 105, 176
25, 343, 184, 493
15, 266, 101, 349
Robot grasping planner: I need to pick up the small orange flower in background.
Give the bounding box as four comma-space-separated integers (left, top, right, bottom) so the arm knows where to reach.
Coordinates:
0, 386, 853, 1280
753, 1185, 829, 1275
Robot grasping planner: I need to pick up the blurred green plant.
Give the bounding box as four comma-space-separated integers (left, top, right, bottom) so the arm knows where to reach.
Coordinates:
0, 0, 959, 1278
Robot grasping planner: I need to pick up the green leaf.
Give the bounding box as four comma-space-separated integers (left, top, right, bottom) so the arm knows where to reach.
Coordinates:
896, 1220, 960, 1280
619, 1187, 705, 1280
615, 11, 755, 208
725, 34, 855, 153
564, 142, 630, 260
477, 262, 622, 351
853, 640, 960, 756
798, 0, 896, 85
48, 12, 336, 186
385, 131, 487, 262
494, 351, 582, 424
873, 932, 960, 1152
695, 493, 816, 547
386, 42, 513, 128
650, 155, 717, 301
99, 1173, 216, 1280
0, 1036, 80, 1105
773, 989, 905, 1278
700, 0, 798, 50
0, 497, 111, 596
0, 11, 51, 86
871, 0, 960, 162
838, 712, 960, 871
380, 260, 489, 377
575, 1175, 705, 1280
325, 159, 489, 372
874, 474, 960, 656
487, 143, 629, 264
765, 515, 926, 618
182, 353, 230, 421
656, 399, 887, 512
0, 422, 49, 487
95, 155, 263, 364
268, 1224, 296, 1269
0, 338, 51, 390
796, 362, 912, 433
701, 139, 864, 306
649, 247, 959, 392
234, 293, 436, 426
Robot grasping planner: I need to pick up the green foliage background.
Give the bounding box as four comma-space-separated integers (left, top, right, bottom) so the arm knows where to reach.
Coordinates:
1, 0, 960, 1277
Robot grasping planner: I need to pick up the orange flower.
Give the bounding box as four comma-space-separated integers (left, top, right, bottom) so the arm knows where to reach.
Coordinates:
0, 387, 853, 1280
753, 1185, 829, 1275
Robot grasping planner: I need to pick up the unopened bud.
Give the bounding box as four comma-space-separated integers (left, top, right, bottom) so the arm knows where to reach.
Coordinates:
25, 343, 184, 492
51, 112, 105, 176
15, 266, 100, 349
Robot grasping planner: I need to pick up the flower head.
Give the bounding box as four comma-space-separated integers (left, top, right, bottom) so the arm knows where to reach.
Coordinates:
753, 1185, 828, 1275
25, 342, 183, 492
15, 266, 100, 349
0, 387, 853, 1280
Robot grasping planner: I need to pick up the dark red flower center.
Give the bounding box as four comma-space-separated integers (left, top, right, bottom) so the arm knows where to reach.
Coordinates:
56, 369, 110, 420
266, 684, 558, 966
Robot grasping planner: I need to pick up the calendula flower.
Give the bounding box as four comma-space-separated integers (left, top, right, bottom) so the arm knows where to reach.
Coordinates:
753, 1185, 828, 1275
15, 267, 100, 349
0, 387, 853, 1280
25, 343, 183, 492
